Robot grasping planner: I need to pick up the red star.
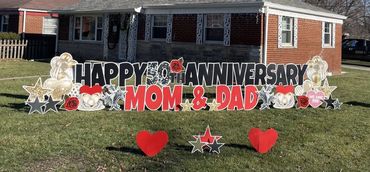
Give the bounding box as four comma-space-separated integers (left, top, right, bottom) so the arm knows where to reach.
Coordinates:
193, 126, 221, 143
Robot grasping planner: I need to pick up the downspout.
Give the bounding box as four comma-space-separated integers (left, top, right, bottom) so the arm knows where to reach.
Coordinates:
55, 18, 59, 56
22, 10, 27, 38
263, 6, 269, 65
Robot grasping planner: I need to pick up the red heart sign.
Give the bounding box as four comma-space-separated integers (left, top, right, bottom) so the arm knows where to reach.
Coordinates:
80, 85, 102, 95
136, 130, 169, 157
248, 128, 278, 154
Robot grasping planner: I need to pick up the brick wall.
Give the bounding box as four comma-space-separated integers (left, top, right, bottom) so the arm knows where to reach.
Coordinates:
18, 11, 53, 34
267, 15, 342, 74
172, 14, 197, 42
231, 13, 262, 46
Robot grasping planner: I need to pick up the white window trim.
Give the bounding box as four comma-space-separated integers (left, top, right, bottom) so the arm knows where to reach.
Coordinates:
42, 17, 58, 35
203, 14, 225, 44
1, 15, 9, 32
73, 15, 103, 42
278, 16, 298, 48
322, 22, 336, 48
151, 14, 167, 41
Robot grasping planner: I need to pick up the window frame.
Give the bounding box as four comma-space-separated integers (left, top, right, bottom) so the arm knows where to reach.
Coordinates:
281, 16, 294, 47
203, 14, 225, 44
73, 15, 103, 42
323, 22, 334, 48
1, 15, 9, 32
151, 15, 168, 41
42, 17, 58, 35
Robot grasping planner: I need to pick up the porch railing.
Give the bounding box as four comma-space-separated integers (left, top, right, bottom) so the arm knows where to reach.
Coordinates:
0, 40, 28, 59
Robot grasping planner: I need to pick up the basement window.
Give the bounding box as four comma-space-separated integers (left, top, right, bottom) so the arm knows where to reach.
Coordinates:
152, 15, 167, 39
74, 16, 103, 41
204, 14, 224, 42
1, 15, 9, 32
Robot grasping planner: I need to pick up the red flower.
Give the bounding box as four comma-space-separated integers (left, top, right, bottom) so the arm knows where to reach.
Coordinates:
297, 96, 309, 109
65, 97, 79, 111
170, 58, 184, 73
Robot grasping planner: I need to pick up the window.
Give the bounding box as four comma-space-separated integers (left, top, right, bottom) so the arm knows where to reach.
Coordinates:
74, 16, 103, 41
43, 17, 58, 35
323, 22, 334, 47
1, 15, 9, 32
282, 16, 293, 46
204, 14, 224, 42
152, 15, 167, 39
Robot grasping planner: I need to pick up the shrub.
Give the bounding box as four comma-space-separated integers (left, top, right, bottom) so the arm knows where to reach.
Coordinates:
0, 32, 20, 40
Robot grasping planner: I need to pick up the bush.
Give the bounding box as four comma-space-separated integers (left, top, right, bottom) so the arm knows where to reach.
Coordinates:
0, 32, 20, 40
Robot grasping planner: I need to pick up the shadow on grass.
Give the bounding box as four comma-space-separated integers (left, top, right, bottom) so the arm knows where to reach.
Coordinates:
0, 93, 28, 100
0, 103, 29, 113
225, 143, 255, 151
173, 144, 193, 152
106, 146, 145, 156
345, 101, 370, 108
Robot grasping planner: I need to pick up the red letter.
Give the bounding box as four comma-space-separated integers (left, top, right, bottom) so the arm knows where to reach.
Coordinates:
228, 86, 244, 110
145, 85, 163, 111
216, 85, 230, 111
125, 85, 146, 111
244, 85, 259, 110
162, 85, 183, 111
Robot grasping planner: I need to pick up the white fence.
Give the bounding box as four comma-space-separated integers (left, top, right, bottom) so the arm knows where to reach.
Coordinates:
0, 40, 28, 59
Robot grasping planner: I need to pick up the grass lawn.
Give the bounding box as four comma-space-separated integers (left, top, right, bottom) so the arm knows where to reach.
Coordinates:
0, 61, 369, 171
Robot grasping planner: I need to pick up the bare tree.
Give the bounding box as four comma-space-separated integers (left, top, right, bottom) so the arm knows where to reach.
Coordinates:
304, 0, 370, 39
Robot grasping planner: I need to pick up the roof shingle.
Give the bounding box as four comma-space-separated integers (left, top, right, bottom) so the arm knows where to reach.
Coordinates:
0, 0, 79, 10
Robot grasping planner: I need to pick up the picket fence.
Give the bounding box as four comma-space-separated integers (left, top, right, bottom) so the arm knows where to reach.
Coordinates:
0, 40, 28, 59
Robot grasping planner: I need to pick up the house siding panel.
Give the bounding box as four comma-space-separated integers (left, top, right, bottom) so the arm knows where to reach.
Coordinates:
137, 14, 145, 40
58, 41, 104, 60
58, 15, 70, 40
8, 14, 19, 33
172, 14, 197, 42
267, 15, 342, 74
231, 13, 262, 46
136, 41, 260, 63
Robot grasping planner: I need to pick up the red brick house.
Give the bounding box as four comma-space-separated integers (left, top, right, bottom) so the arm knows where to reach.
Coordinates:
56, 0, 346, 74
0, 0, 77, 35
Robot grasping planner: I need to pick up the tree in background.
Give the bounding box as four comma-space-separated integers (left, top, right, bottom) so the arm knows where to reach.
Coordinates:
303, 0, 370, 39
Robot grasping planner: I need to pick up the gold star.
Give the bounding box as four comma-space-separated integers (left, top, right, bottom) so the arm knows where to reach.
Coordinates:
207, 99, 220, 111
23, 78, 52, 102
181, 99, 193, 111
50, 87, 67, 101
319, 79, 337, 98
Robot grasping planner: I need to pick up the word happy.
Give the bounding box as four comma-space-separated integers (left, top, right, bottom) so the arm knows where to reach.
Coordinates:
74, 62, 308, 87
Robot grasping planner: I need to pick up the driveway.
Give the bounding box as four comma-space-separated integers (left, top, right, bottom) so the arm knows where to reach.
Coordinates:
342, 64, 370, 71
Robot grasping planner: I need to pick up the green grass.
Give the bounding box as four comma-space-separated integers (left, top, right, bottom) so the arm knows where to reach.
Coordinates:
0, 61, 369, 171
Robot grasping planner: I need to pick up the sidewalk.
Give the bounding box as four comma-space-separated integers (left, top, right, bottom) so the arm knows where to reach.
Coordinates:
0, 75, 49, 81
342, 64, 370, 71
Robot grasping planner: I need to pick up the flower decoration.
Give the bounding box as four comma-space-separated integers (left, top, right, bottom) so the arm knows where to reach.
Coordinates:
170, 57, 185, 73
64, 97, 79, 111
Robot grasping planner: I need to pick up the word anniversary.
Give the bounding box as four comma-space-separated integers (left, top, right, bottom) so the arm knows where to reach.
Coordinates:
74, 61, 308, 87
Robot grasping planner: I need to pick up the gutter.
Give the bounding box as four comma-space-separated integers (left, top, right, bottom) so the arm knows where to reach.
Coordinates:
263, 6, 269, 65
263, 2, 347, 20
53, 9, 134, 14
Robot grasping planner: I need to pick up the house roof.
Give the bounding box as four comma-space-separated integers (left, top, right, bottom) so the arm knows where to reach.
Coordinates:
57, 0, 336, 14
0, 0, 79, 11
